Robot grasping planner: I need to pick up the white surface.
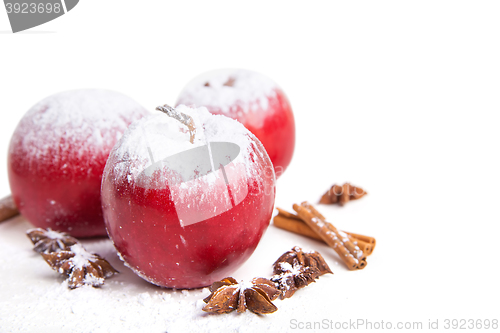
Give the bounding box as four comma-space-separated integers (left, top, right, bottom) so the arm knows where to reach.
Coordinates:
1, 1, 499, 332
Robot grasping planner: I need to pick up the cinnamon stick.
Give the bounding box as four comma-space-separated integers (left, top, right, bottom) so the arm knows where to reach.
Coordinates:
343, 231, 376, 247
276, 208, 302, 221
346, 235, 373, 255
293, 203, 366, 270
273, 208, 375, 255
300, 202, 365, 262
273, 215, 322, 241
0, 195, 19, 222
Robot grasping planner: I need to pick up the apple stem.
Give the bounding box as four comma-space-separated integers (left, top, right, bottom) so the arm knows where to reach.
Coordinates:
156, 104, 196, 143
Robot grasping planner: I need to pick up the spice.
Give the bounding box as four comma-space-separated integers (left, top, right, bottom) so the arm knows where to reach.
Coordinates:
0, 195, 19, 222
273, 207, 376, 257
319, 183, 367, 206
202, 247, 332, 314
271, 246, 332, 299
26, 228, 119, 289
203, 277, 280, 314
41, 243, 119, 289
287, 202, 373, 270
26, 228, 78, 253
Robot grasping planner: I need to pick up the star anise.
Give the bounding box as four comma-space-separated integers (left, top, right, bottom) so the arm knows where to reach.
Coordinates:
271, 247, 332, 299
203, 277, 280, 314
271, 260, 319, 299
26, 228, 78, 253
41, 243, 118, 289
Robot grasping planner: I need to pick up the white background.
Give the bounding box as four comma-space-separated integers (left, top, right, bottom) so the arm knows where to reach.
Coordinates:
1, 1, 499, 332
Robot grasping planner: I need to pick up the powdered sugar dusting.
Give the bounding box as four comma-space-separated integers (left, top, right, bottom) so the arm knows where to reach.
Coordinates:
177, 69, 278, 115
108, 105, 258, 186
9, 89, 148, 168
277, 261, 303, 276
237, 279, 257, 292
337, 230, 350, 243
69, 244, 100, 270
44, 229, 69, 240
83, 273, 105, 286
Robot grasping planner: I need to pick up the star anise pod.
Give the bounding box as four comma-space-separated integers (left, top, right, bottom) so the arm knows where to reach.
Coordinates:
203, 277, 280, 314
271, 247, 332, 299
41, 243, 118, 289
26, 228, 78, 253
271, 260, 320, 299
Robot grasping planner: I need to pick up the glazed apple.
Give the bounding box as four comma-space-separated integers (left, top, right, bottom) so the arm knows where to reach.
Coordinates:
101, 104, 276, 289
176, 69, 295, 178
8, 89, 148, 237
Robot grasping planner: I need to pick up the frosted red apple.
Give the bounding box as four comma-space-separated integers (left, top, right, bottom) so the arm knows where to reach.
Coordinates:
101, 105, 276, 289
176, 69, 295, 178
8, 89, 148, 237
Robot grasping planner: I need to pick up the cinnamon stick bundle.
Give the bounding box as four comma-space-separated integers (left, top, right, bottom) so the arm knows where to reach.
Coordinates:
0, 195, 19, 222
273, 208, 376, 255
273, 215, 320, 240
346, 234, 373, 255
319, 183, 367, 206
273, 203, 375, 270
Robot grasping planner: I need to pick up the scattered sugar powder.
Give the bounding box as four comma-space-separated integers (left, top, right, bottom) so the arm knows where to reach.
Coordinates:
277, 261, 303, 276
0, 238, 282, 333
337, 230, 350, 243
44, 228, 70, 240
177, 69, 278, 115
69, 243, 100, 270
1, 218, 337, 332
82, 273, 105, 286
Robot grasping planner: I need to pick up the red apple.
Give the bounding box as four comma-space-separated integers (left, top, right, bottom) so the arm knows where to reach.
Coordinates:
8, 89, 148, 237
101, 105, 276, 289
176, 69, 295, 179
